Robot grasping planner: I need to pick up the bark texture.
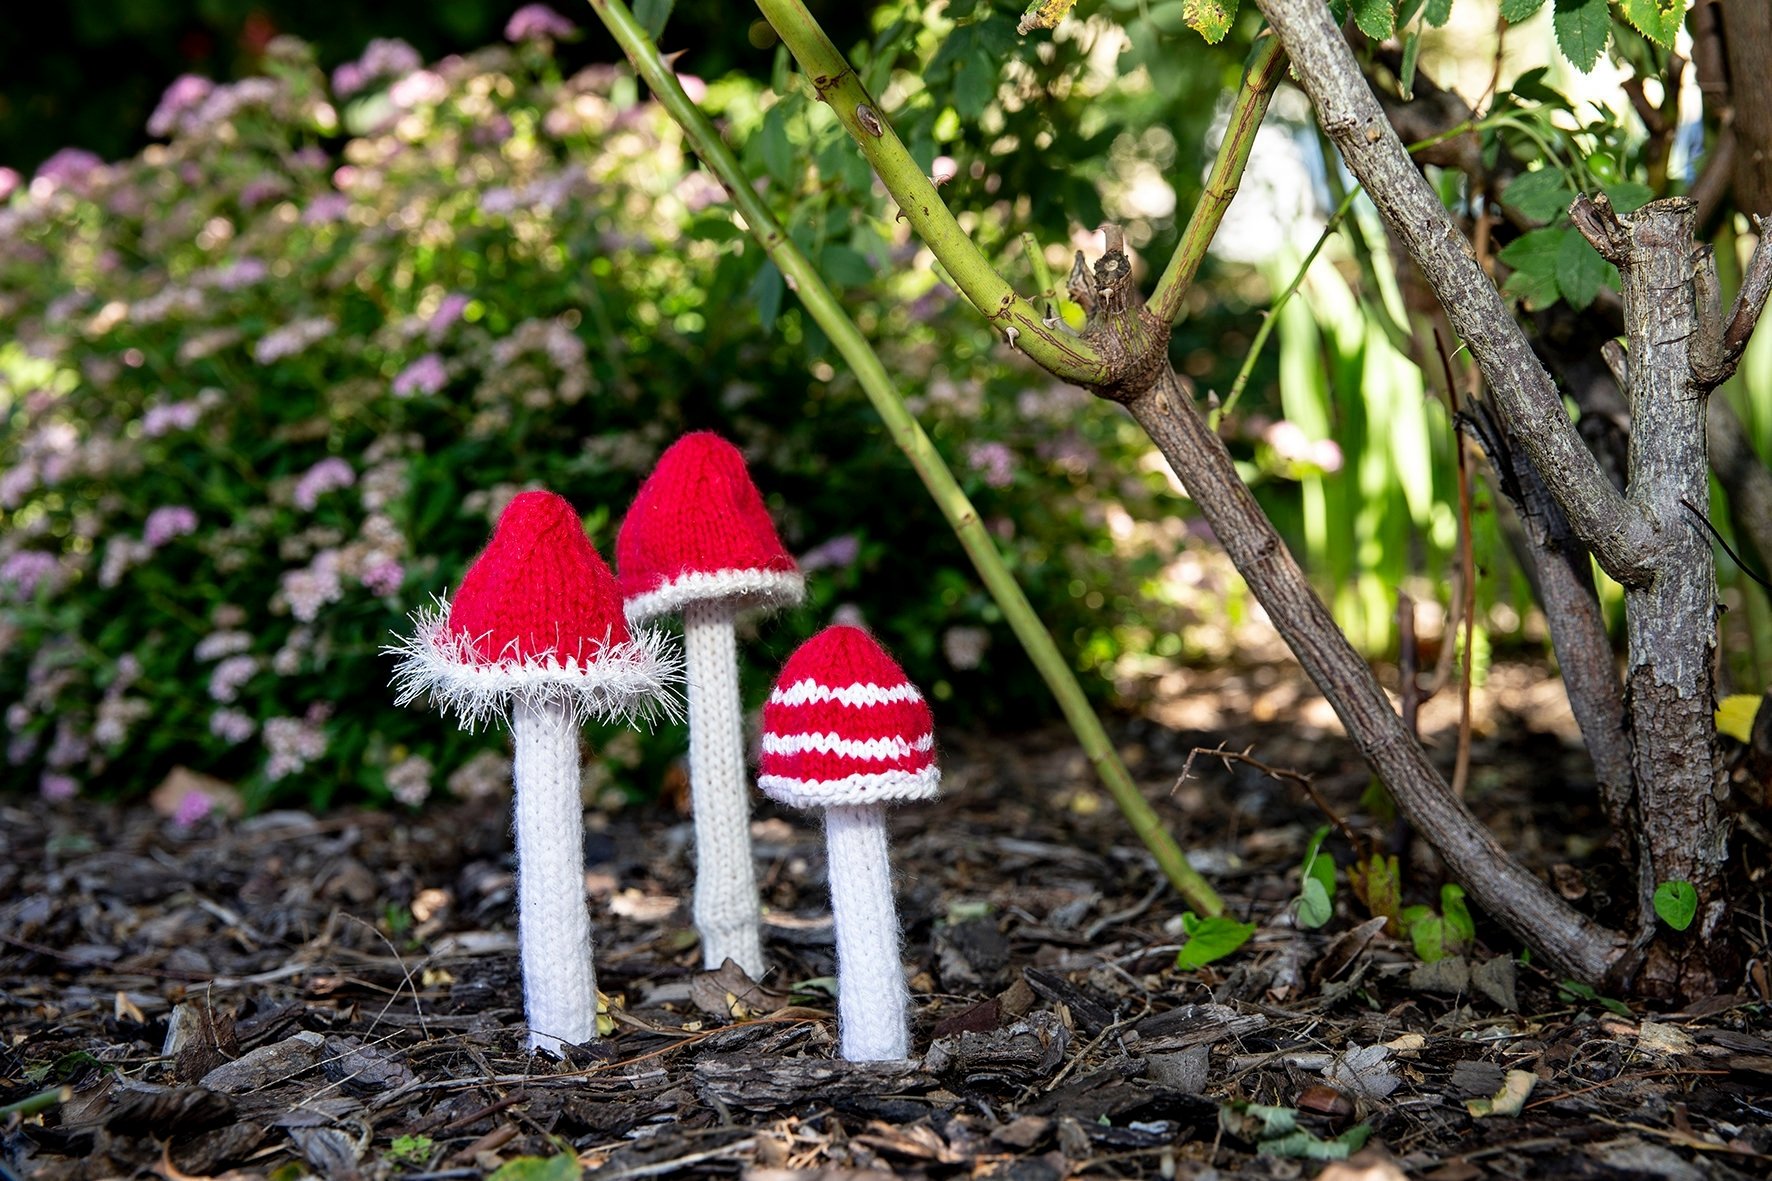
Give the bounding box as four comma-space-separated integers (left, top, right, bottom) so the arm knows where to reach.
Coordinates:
1068, 237, 1623, 981
1719, 0, 1772, 217
1573, 198, 1732, 998
1253, 0, 1657, 587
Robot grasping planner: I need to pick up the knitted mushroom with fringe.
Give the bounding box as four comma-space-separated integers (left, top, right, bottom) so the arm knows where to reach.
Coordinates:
618, 432, 803, 979
389, 490, 680, 1053
757, 625, 938, 1061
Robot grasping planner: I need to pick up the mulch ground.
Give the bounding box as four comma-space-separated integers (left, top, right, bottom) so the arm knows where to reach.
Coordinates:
4, 664, 1771, 1180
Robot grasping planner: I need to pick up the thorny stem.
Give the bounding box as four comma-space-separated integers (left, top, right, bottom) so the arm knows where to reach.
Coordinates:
587, 0, 1225, 917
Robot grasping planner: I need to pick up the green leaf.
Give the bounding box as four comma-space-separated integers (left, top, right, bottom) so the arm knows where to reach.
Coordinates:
1600, 180, 1654, 214
1424, 0, 1454, 26
1175, 912, 1257, 969
1499, 0, 1548, 21
1399, 30, 1421, 98
1351, 0, 1396, 40
1501, 168, 1576, 223
820, 245, 875, 287
1552, 0, 1610, 71
1182, 0, 1238, 44
1499, 227, 1566, 309
1619, 0, 1684, 47
1442, 883, 1475, 946
488, 1154, 581, 1181
747, 259, 785, 332
1402, 904, 1446, 962
632, 0, 676, 40
758, 105, 794, 188
952, 48, 998, 118
1653, 880, 1698, 931
1555, 227, 1612, 309
1298, 877, 1333, 929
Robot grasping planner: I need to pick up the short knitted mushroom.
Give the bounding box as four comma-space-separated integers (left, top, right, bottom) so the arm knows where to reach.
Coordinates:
390, 490, 679, 1053
618, 432, 803, 979
757, 625, 939, 1061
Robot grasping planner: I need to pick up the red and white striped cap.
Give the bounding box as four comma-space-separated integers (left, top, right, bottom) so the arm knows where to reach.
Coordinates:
757, 625, 940, 809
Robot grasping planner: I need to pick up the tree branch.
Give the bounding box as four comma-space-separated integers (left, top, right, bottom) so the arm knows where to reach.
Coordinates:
749, 0, 1106, 383
1254, 0, 1659, 587
1149, 35, 1288, 324
585, 0, 1226, 917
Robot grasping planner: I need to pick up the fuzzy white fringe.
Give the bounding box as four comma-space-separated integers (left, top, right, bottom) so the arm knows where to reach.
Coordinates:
387, 597, 684, 732
624, 567, 804, 625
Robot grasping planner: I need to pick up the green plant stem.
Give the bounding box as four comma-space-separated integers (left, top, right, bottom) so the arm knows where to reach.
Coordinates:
1211, 186, 1362, 429
1022, 231, 1056, 313
586, 0, 1224, 917
749, 0, 1107, 384
1150, 35, 1287, 325
0, 1086, 70, 1119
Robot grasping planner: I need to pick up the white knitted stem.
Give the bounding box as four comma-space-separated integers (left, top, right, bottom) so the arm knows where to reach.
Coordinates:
823, 804, 910, 1061
512, 699, 599, 1053
683, 599, 765, 978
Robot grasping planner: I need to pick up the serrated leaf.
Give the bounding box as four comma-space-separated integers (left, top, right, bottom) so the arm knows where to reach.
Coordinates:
1351, 0, 1396, 39
1499, 0, 1548, 21
1499, 227, 1565, 309
1717, 694, 1765, 742
1501, 167, 1576, 222
1424, 0, 1454, 25
1175, 913, 1257, 969
1620, 0, 1684, 47
1552, 0, 1610, 71
1555, 227, 1612, 308
1653, 880, 1698, 931
1183, 0, 1237, 43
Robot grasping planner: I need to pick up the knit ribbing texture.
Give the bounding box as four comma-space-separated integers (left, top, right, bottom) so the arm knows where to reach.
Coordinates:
617, 432, 803, 624
824, 804, 911, 1060
512, 698, 599, 1053
683, 598, 765, 977
757, 625, 941, 809
388, 490, 681, 731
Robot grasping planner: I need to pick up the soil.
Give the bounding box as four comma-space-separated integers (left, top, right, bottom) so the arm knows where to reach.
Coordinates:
4, 661, 1770, 1180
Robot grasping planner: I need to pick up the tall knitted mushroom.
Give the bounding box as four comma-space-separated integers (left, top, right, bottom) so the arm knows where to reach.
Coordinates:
389, 490, 679, 1054
617, 432, 803, 979
757, 625, 939, 1061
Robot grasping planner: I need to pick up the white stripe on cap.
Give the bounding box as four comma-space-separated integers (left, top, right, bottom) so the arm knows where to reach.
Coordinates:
761, 730, 934, 760
768, 678, 922, 708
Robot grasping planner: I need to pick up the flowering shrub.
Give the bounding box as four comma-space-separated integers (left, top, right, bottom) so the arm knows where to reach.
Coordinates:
0, 17, 1220, 809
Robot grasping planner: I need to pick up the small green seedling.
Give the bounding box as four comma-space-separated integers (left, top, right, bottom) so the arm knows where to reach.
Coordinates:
1653, 880, 1697, 931
1401, 883, 1475, 963
1175, 911, 1256, 970
384, 1136, 435, 1168
1296, 825, 1337, 930
1218, 1101, 1372, 1161
1558, 979, 1632, 1017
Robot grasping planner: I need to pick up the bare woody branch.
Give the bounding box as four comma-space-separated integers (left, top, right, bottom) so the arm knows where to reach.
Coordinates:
1253, 0, 1658, 587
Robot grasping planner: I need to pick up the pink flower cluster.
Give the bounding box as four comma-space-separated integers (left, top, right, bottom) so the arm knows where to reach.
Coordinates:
293, 458, 356, 511
1263, 421, 1344, 474
332, 38, 423, 98
144, 506, 199, 549
505, 4, 577, 42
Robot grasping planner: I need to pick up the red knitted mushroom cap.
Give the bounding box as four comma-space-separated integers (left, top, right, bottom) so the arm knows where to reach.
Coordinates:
758, 625, 939, 809
617, 432, 804, 624
389, 490, 681, 730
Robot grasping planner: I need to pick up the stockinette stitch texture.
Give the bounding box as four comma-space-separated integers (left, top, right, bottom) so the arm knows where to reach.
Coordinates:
616, 433, 803, 979
618, 432, 803, 624
758, 625, 940, 1061
387, 489, 681, 1053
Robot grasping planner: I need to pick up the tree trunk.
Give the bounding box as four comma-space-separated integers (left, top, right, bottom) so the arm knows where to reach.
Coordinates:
1572, 198, 1733, 998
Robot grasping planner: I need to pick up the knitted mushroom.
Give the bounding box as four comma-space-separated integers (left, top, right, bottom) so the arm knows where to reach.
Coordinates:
757, 625, 939, 1061
389, 490, 679, 1053
618, 432, 803, 979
